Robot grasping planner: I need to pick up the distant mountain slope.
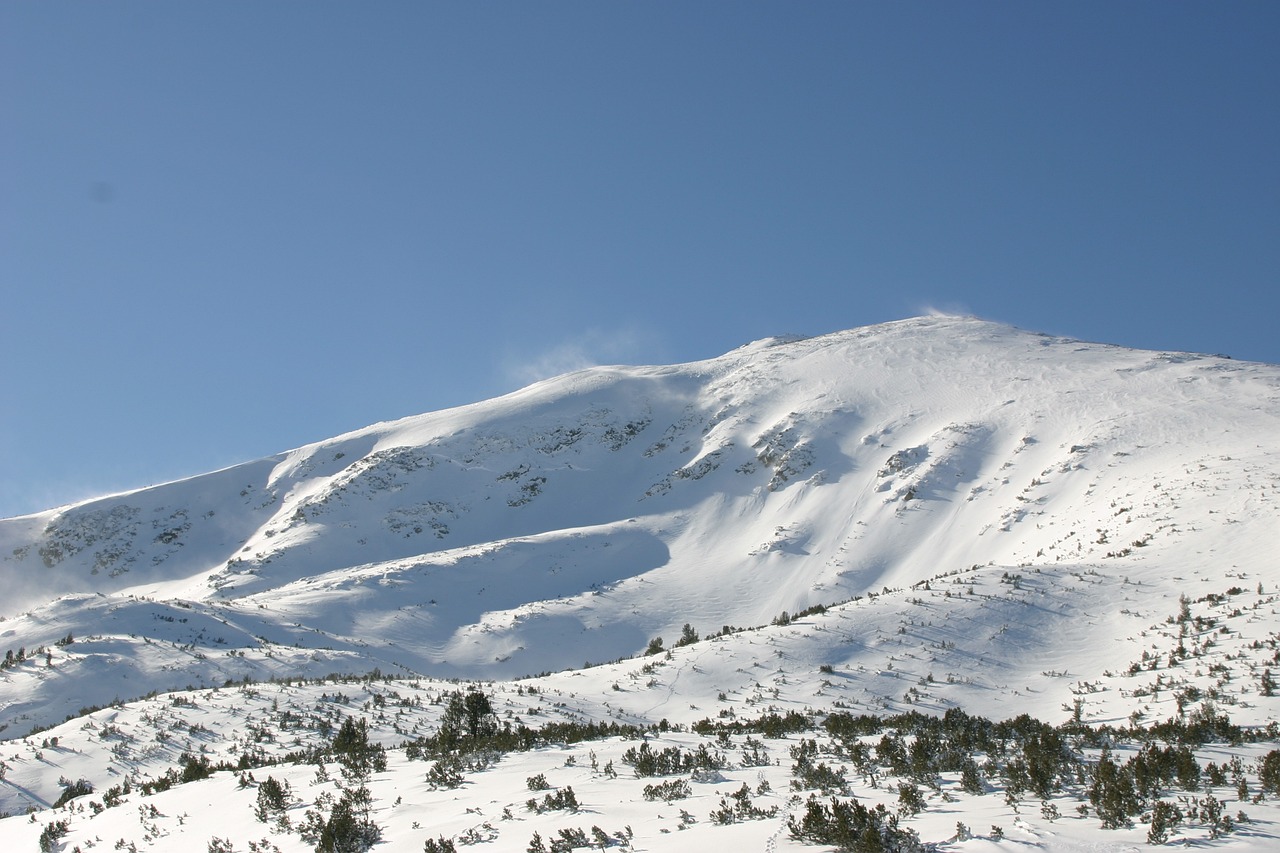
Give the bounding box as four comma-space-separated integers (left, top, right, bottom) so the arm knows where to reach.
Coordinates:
2, 315, 1278, 737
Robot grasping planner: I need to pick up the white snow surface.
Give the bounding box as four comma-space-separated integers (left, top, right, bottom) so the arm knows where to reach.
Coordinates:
2, 315, 1280, 851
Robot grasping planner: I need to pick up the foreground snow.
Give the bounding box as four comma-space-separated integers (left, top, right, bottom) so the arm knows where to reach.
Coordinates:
3, 673, 1279, 851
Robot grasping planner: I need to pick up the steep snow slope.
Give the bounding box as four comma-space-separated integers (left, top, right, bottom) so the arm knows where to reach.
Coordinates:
2, 316, 1278, 738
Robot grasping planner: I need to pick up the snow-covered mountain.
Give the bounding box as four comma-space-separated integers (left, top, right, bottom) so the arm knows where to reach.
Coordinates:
3, 315, 1280, 851
3, 315, 1279, 731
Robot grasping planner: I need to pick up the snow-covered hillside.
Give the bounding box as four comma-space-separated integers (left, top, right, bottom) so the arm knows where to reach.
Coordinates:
3, 316, 1280, 851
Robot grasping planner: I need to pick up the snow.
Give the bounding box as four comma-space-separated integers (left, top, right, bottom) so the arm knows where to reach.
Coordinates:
2, 315, 1279, 851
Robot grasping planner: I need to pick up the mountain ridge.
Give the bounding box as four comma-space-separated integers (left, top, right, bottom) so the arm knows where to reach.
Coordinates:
1, 314, 1278, 737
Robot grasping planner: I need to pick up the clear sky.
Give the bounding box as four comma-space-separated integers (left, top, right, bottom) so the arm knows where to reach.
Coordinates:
3, 2, 1278, 520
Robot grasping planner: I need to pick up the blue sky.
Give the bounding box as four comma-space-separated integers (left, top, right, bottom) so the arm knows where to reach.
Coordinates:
3, 2, 1278, 519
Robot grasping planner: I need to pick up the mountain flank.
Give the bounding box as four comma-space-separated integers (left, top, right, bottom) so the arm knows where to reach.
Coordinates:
2, 316, 1279, 851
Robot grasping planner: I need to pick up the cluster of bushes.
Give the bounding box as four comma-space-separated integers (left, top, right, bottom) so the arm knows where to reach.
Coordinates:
51, 777, 93, 808
620, 741, 725, 777
298, 717, 387, 852
526, 786, 579, 814
253, 775, 293, 828
790, 739, 849, 794
37, 819, 70, 853
405, 691, 646, 760
709, 783, 777, 824
527, 825, 632, 852
692, 709, 812, 738
138, 753, 228, 795
641, 778, 690, 801
2, 644, 53, 672
787, 795, 924, 852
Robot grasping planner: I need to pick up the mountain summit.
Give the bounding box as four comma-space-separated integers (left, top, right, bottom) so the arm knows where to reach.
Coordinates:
2, 315, 1278, 735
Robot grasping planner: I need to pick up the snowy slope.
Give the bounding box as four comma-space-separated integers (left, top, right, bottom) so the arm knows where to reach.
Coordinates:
2, 316, 1279, 736
4, 315, 1280, 851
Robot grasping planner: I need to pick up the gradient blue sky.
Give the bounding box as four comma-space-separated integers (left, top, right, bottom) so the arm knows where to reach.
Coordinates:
3, 2, 1278, 519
